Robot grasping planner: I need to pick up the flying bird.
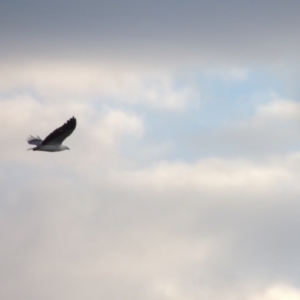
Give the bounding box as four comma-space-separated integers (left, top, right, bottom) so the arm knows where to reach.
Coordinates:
27, 117, 76, 152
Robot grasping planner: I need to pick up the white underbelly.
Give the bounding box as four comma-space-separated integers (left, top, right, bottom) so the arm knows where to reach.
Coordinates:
38, 145, 64, 152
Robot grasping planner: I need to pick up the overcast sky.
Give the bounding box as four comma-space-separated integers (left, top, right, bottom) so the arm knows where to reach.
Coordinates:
2, 1, 300, 300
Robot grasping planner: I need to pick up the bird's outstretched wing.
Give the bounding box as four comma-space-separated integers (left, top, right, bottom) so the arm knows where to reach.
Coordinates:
42, 117, 77, 145
27, 135, 43, 146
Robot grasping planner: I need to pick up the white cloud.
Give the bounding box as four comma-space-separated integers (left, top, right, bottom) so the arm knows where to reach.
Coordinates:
2, 144, 300, 300
95, 108, 144, 145
257, 99, 300, 120
248, 284, 300, 300
118, 157, 293, 193
2, 113, 300, 300
2, 65, 300, 299
192, 96, 300, 159
0, 61, 198, 110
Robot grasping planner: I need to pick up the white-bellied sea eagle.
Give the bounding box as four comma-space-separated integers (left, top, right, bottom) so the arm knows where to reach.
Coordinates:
27, 117, 76, 152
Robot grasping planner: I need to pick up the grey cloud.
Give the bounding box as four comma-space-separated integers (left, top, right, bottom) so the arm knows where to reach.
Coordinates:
1, 1, 300, 66
184, 99, 300, 160
0, 95, 299, 299
2, 17, 300, 297
2, 153, 300, 299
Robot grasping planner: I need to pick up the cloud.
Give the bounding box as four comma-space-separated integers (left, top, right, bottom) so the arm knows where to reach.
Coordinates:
205, 68, 249, 82
2, 141, 300, 299
1, 89, 300, 299
96, 108, 144, 145
2, 2, 300, 298
118, 157, 292, 193
1, 1, 300, 66
257, 99, 300, 120
0, 62, 198, 110
248, 284, 300, 300
222, 98, 300, 155
186, 95, 300, 159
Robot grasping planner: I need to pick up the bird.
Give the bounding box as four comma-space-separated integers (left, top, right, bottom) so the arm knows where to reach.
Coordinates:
27, 117, 76, 152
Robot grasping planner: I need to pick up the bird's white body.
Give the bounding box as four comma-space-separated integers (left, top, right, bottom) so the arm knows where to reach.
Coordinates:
33, 145, 69, 152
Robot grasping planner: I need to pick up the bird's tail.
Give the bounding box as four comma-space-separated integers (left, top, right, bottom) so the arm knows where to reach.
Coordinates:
27, 147, 37, 151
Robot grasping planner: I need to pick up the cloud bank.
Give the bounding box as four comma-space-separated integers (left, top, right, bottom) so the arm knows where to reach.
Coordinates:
2, 1, 300, 299
2, 1, 300, 66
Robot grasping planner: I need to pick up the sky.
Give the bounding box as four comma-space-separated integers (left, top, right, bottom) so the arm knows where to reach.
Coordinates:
2, 1, 300, 299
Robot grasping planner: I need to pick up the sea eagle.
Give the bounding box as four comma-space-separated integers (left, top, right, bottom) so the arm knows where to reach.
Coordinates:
27, 117, 76, 152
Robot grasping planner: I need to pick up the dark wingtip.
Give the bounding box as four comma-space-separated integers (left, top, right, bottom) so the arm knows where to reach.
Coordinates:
69, 116, 76, 128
